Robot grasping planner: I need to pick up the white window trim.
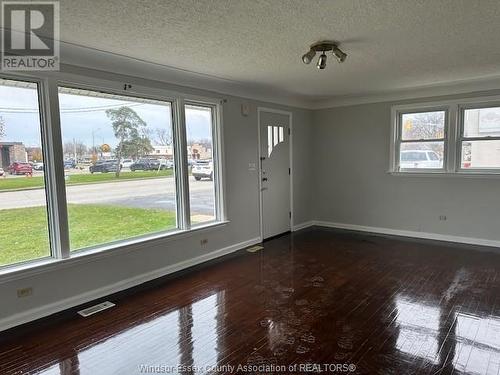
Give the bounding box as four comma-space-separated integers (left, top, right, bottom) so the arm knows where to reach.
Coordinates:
390, 94, 500, 176
0, 70, 227, 278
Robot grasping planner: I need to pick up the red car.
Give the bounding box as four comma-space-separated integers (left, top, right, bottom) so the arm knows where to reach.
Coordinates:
8, 162, 33, 175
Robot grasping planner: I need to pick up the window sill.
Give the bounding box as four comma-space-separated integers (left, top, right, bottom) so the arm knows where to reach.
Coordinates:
0, 220, 229, 284
388, 171, 500, 179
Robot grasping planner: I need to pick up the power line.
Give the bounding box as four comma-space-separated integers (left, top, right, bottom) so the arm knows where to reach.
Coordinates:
0, 102, 144, 114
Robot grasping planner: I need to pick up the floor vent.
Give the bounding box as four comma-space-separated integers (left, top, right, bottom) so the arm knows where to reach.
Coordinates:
78, 301, 115, 317
246, 245, 264, 253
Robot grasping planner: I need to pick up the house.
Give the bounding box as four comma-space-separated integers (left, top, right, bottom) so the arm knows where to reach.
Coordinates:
0, 142, 27, 168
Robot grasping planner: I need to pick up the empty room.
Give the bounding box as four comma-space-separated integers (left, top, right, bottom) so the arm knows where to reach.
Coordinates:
1, 1, 500, 374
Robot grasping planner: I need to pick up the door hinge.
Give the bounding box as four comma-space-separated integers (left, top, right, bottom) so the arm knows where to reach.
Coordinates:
288, 167, 291, 175
288, 128, 291, 135
289, 211, 292, 219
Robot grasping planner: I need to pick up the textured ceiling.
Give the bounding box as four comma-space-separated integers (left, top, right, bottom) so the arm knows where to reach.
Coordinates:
58, 0, 500, 101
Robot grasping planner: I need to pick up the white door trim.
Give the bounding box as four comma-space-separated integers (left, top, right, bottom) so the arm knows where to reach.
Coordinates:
257, 107, 293, 242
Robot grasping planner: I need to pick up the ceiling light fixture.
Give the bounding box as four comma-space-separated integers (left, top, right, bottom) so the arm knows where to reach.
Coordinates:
301, 41, 347, 69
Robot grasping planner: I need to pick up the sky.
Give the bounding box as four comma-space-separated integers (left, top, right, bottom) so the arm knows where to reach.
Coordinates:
0, 82, 212, 149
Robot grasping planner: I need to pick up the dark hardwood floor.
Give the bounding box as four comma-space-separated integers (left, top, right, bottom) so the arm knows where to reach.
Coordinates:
1, 227, 500, 374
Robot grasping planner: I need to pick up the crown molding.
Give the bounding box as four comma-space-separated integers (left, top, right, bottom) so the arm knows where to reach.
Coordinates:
59, 41, 314, 109
311, 75, 500, 109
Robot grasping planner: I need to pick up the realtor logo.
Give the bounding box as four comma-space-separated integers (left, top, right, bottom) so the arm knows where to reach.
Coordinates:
1, 1, 59, 70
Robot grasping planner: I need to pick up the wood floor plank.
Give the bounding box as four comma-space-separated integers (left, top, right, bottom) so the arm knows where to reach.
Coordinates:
1, 227, 500, 374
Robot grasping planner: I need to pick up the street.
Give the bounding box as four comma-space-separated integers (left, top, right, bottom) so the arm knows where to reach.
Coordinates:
0, 177, 215, 215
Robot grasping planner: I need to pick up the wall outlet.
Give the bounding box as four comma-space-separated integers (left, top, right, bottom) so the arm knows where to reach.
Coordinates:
17, 287, 33, 298
439, 215, 447, 221
200, 238, 208, 246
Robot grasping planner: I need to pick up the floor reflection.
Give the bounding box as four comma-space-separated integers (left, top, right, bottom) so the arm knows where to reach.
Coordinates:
37, 291, 225, 375
394, 266, 500, 374
4, 229, 500, 375
395, 297, 440, 365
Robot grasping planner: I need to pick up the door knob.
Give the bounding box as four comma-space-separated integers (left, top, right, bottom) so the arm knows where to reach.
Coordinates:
262, 177, 268, 182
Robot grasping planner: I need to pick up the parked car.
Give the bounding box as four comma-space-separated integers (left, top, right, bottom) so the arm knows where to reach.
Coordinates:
130, 158, 162, 171
192, 160, 213, 180
120, 159, 134, 169
400, 150, 442, 169
32, 162, 44, 171
89, 160, 119, 173
64, 160, 76, 169
159, 158, 174, 169
0, 167, 4, 176
8, 162, 33, 175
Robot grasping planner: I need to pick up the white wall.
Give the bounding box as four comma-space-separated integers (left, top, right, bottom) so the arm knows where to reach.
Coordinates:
0, 64, 314, 330
312, 91, 500, 243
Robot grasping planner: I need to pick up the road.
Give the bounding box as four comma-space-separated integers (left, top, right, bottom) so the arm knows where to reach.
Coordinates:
0, 177, 215, 215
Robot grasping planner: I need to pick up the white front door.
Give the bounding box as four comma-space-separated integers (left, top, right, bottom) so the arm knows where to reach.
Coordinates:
259, 109, 291, 239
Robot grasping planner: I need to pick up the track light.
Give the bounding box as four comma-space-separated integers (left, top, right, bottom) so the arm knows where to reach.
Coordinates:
332, 46, 347, 63
317, 52, 327, 70
301, 41, 347, 70
302, 49, 316, 64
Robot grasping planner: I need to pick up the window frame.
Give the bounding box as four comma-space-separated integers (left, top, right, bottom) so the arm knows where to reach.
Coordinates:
391, 95, 500, 176
184, 101, 225, 228
391, 104, 450, 173
0, 71, 227, 276
457, 101, 500, 174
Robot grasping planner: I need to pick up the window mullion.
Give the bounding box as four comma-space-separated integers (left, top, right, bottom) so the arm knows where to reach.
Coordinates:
173, 98, 191, 230
40, 79, 70, 259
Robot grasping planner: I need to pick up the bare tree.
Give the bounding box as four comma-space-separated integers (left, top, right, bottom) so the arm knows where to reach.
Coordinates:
403, 112, 445, 157
154, 128, 172, 146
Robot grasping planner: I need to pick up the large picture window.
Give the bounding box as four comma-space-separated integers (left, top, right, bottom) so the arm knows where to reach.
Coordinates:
0, 73, 224, 272
391, 97, 500, 175
58, 87, 178, 251
0, 78, 51, 266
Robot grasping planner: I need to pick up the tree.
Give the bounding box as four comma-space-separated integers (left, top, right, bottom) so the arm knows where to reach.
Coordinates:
155, 128, 172, 146
0, 116, 5, 140
105, 107, 147, 177
403, 112, 445, 157
118, 133, 153, 159
30, 148, 43, 162
63, 140, 88, 160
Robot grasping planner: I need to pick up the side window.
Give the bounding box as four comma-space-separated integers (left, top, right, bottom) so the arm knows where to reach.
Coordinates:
395, 110, 446, 171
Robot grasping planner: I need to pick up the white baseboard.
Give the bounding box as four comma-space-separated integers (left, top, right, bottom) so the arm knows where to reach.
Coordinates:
313, 221, 500, 250
292, 221, 315, 231
0, 237, 261, 332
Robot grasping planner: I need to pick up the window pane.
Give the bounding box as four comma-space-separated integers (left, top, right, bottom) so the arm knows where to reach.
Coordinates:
400, 142, 444, 169
464, 107, 500, 138
401, 111, 445, 140
461, 140, 500, 169
186, 104, 216, 224
58, 87, 177, 251
0, 79, 50, 266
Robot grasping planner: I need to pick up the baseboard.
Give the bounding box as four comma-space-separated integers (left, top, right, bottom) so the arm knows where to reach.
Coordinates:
292, 221, 315, 231
313, 221, 500, 250
0, 237, 261, 332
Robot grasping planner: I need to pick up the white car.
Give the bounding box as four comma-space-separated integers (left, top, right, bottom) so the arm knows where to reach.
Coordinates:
400, 150, 442, 169
120, 159, 134, 169
0, 167, 4, 176
32, 162, 44, 171
192, 160, 213, 180
159, 159, 174, 169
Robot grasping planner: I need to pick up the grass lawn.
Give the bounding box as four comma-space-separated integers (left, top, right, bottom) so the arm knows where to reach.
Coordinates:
0, 169, 173, 191
0, 204, 176, 267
